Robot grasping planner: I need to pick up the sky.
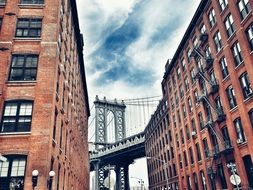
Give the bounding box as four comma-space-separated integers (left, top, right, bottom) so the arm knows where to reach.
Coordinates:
76, 0, 200, 188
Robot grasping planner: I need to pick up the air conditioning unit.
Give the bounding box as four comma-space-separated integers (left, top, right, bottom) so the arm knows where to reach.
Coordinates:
236, 139, 243, 144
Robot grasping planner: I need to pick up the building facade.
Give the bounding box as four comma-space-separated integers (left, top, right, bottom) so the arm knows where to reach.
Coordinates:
145, 99, 179, 189
0, 0, 90, 189
146, 0, 253, 189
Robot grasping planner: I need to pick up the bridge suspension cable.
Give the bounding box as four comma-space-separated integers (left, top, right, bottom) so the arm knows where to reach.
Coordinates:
88, 95, 162, 142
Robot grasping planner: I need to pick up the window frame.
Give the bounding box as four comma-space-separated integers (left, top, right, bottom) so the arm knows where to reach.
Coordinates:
0, 17, 2, 30
219, 57, 229, 79
9, 54, 38, 81
224, 13, 235, 37
237, 0, 251, 20
208, 8, 216, 28
0, 155, 27, 190
231, 41, 243, 67
213, 31, 223, 52
239, 72, 253, 99
234, 117, 246, 142
226, 85, 237, 109
1, 100, 33, 133
218, 0, 228, 11
0, 0, 6, 5
20, 0, 44, 4
15, 18, 42, 38
246, 23, 253, 51
248, 109, 253, 128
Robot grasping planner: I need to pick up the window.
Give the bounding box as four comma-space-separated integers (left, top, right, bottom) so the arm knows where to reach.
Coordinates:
226, 85, 237, 109
208, 8, 216, 27
0, 18, 2, 30
9, 55, 38, 81
221, 126, 231, 146
191, 118, 197, 133
0, 155, 27, 190
179, 154, 183, 169
239, 72, 253, 99
196, 143, 202, 161
237, 0, 251, 20
179, 85, 184, 98
184, 77, 189, 91
177, 67, 181, 80
175, 92, 179, 105
194, 90, 198, 105
193, 37, 198, 47
188, 97, 193, 113
246, 23, 253, 51
200, 171, 207, 190
183, 105, 187, 118
200, 24, 206, 34
204, 45, 211, 58
198, 112, 204, 130
187, 175, 192, 190
234, 117, 246, 142
172, 75, 176, 86
181, 58, 186, 71
208, 172, 216, 190
218, 0, 228, 11
249, 109, 253, 128
213, 31, 222, 52
187, 49, 191, 63
217, 164, 228, 189
177, 109, 181, 123
224, 13, 235, 37
242, 155, 253, 188
176, 134, 179, 147
193, 173, 199, 190
215, 96, 224, 113
180, 129, 184, 144
186, 125, 190, 140
16, 18, 42, 38
219, 57, 229, 79
203, 138, 209, 158
190, 68, 196, 84
231, 42, 243, 66
20, 0, 44, 4
189, 147, 194, 164
1, 101, 33, 133
183, 151, 188, 167
0, 0, 6, 5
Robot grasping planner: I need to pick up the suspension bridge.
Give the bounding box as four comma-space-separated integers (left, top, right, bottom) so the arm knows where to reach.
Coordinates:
88, 95, 161, 190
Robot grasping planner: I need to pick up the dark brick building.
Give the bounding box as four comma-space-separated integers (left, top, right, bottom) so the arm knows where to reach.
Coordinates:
0, 0, 90, 189
145, 0, 253, 189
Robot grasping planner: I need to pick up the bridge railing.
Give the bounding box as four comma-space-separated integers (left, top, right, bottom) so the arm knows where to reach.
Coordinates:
90, 132, 145, 159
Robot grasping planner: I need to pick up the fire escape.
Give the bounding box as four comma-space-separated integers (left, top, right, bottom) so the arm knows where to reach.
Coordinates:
190, 33, 234, 177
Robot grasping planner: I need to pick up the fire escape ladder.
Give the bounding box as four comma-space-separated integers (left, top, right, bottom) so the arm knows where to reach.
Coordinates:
198, 94, 226, 124
195, 69, 219, 95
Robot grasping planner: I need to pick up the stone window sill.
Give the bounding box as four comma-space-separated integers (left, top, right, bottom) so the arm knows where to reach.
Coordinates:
0, 132, 31, 136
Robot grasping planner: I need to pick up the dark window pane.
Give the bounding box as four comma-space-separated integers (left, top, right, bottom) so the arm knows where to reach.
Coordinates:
1, 101, 33, 133
9, 55, 38, 81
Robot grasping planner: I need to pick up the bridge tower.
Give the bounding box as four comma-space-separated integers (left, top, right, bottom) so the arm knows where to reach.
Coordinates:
93, 95, 130, 190
94, 95, 126, 144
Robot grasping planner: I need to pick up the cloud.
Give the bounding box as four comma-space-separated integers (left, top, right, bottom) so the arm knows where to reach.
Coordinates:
76, 0, 200, 99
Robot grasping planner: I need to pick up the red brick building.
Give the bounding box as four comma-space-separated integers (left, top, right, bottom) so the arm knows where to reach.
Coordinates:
0, 0, 90, 189
145, 0, 253, 189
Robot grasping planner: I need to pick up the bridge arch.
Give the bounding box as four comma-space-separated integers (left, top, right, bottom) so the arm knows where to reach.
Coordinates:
94, 95, 126, 146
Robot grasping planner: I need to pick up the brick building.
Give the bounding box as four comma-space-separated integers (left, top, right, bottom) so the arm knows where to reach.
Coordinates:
0, 0, 90, 189
145, 0, 253, 189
